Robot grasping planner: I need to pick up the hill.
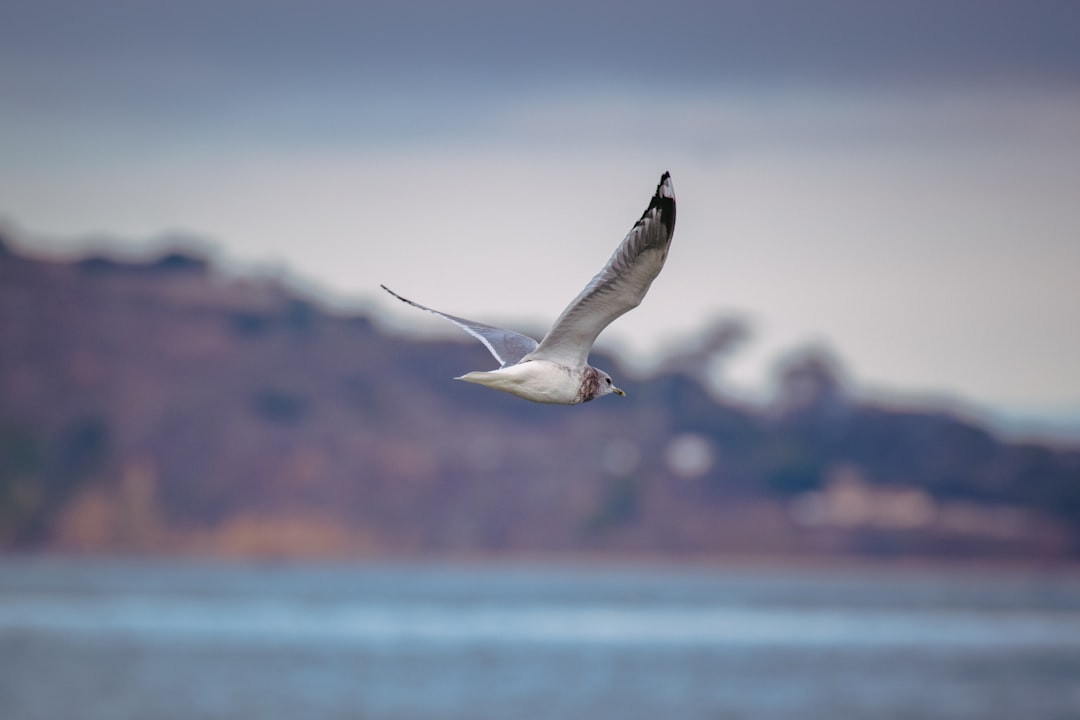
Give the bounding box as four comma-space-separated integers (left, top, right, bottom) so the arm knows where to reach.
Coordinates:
1, 233, 1078, 560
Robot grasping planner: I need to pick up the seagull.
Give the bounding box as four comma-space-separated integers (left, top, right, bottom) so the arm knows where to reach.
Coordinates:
381, 171, 676, 404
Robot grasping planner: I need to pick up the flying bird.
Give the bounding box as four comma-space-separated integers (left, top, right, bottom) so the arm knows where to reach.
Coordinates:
381, 172, 676, 404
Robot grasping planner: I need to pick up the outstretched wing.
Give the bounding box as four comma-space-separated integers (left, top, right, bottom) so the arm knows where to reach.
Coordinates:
380, 285, 539, 368
526, 172, 676, 368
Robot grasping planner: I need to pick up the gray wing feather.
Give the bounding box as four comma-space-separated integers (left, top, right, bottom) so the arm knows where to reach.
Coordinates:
526, 172, 676, 367
380, 285, 539, 368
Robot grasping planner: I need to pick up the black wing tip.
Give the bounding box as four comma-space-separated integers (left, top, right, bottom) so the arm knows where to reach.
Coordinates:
647, 171, 676, 232
380, 284, 416, 307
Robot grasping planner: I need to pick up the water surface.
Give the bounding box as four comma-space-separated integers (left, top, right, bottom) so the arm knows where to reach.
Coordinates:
2, 558, 1078, 719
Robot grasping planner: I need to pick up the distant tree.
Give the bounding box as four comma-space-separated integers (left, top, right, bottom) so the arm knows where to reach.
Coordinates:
0, 421, 44, 541
150, 252, 208, 274
772, 345, 849, 420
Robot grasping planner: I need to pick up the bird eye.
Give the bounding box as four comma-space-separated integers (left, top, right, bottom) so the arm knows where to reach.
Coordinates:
605, 377, 612, 384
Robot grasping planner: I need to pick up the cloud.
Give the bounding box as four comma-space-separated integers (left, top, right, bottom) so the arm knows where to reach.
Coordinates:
4, 1, 1078, 103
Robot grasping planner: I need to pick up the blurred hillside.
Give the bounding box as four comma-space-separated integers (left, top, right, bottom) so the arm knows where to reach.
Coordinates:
1, 234, 1078, 561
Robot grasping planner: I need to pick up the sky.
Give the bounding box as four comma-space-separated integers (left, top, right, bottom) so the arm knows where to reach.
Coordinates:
2, 0, 1079, 433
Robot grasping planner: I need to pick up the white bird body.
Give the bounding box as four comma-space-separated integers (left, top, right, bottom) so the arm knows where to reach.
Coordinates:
382, 172, 676, 404
457, 360, 589, 405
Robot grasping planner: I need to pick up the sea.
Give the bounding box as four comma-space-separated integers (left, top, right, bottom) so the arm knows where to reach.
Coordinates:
1, 557, 1079, 720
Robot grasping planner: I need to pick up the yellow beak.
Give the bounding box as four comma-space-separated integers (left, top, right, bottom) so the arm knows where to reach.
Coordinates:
613, 387, 626, 397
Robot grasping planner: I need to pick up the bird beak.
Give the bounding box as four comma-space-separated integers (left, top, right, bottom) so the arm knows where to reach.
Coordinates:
613, 387, 626, 397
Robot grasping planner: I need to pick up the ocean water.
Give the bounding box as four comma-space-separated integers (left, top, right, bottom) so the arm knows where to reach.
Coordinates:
1, 558, 1079, 720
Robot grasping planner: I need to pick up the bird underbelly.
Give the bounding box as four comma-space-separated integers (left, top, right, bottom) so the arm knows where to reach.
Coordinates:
456, 361, 583, 405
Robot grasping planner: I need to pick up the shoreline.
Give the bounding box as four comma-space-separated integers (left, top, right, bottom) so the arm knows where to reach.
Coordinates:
3, 548, 1078, 578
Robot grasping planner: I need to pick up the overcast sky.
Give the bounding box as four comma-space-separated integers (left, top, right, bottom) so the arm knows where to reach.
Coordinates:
2, 1, 1079, 427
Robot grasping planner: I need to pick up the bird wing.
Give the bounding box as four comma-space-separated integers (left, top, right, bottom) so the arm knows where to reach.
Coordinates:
526, 172, 676, 368
380, 285, 539, 368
